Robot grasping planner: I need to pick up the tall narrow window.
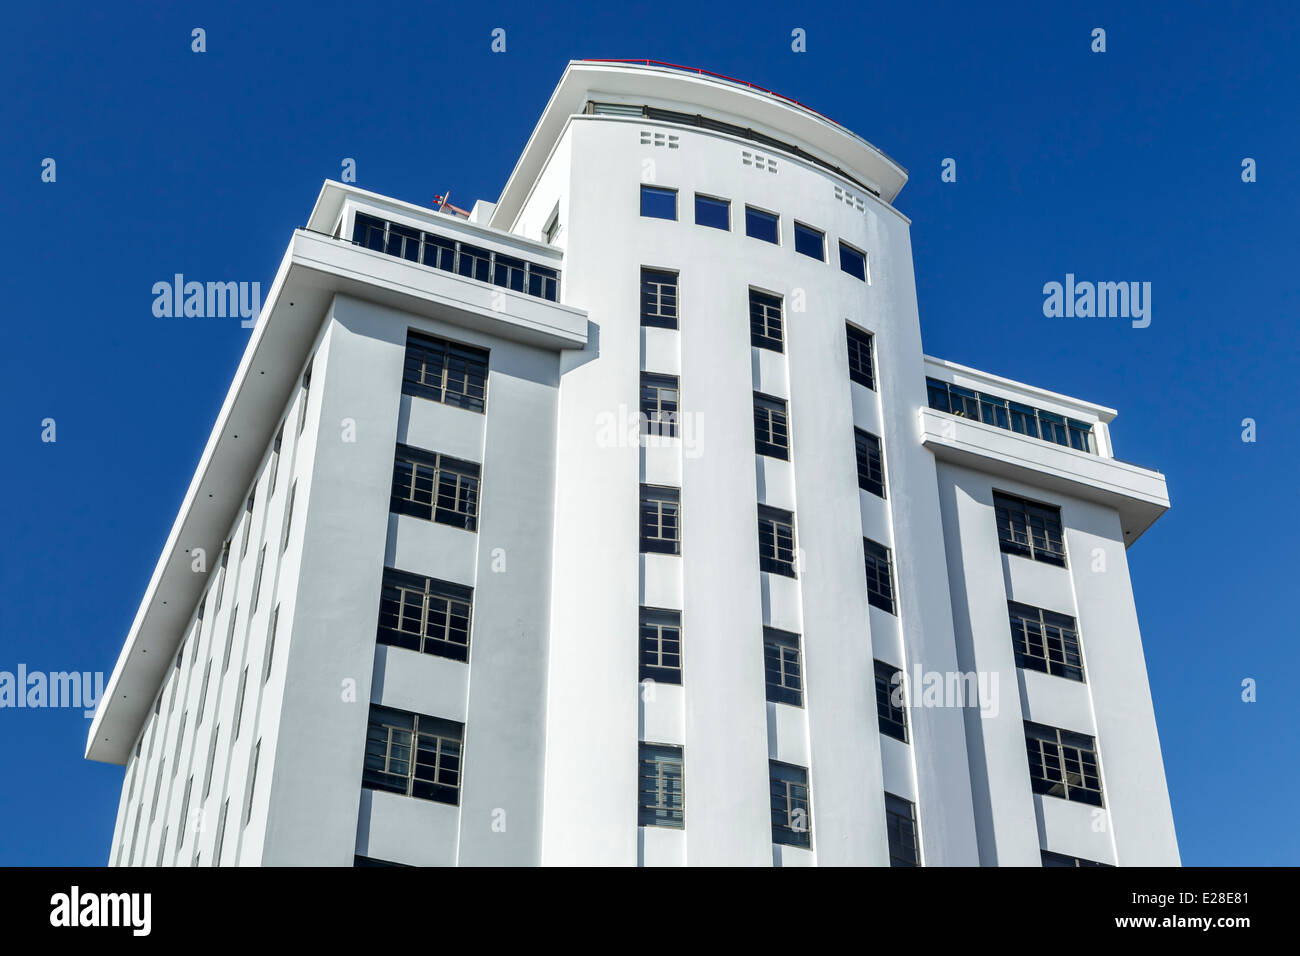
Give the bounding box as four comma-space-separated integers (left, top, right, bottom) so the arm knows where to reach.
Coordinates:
846, 324, 875, 389
753, 393, 790, 460
640, 485, 681, 555
240, 491, 255, 558
994, 492, 1066, 566
215, 541, 230, 610
839, 241, 867, 281
214, 799, 229, 866
377, 568, 473, 662
885, 793, 920, 866
233, 667, 249, 739
296, 365, 312, 435
196, 662, 212, 725
794, 222, 825, 260
362, 705, 463, 805
640, 268, 679, 329
390, 445, 481, 531
250, 545, 266, 613
269, 425, 283, 493
1009, 602, 1084, 682
758, 506, 797, 577
855, 428, 885, 498
203, 725, 220, 799
763, 628, 803, 706
222, 606, 238, 673
640, 373, 679, 438
745, 206, 779, 243
749, 289, 784, 351
640, 185, 677, 220
769, 761, 811, 848
638, 744, 685, 828
640, 607, 682, 684
874, 660, 908, 742
863, 538, 896, 614
178, 776, 193, 840
402, 331, 489, 412
263, 606, 279, 684
244, 740, 261, 825
281, 482, 296, 552
694, 194, 730, 230
1024, 721, 1104, 806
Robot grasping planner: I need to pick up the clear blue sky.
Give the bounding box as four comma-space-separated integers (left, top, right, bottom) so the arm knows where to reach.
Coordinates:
1, 1, 1295, 865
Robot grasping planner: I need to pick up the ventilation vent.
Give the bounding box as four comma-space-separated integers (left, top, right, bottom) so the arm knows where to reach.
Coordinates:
640, 130, 680, 149
834, 185, 866, 212
741, 150, 778, 173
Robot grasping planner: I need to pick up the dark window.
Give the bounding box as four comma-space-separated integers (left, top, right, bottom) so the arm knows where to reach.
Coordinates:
640, 607, 682, 684
641, 268, 679, 329
846, 325, 875, 389
750, 289, 784, 352
354, 855, 413, 867
402, 331, 489, 413
352, 213, 387, 251
455, 243, 492, 284
390, 445, 480, 531
1024, 721, 1104, 807
863, 538, 896, 614
1009, 602, 1084, 682
386, 223, 421, 262
640, 485, 681, 555
793, 222, 825, 260
769, 761, 811, 848
745, 206, 779, 243
758, 506, 797, 577
1041, 850, 1112, 867
885, 793, 920, 866
855, 428, 885, 498
763, 628, 803, 706
641, 373, 679, 438
640, 185, 677, 220
422, 234, 456, 272
377, 568, 473, 663
754, 393, 790, 460
994, 492, 1066, 566
638, 744, 685, 828
491, 253, 527, 292
362, 705, 463, 805
926, 379, 1096, 454
874, 660, 907, 742
527, 264, 559, 301
839, 241, 867, 280
694, 194, 730, 230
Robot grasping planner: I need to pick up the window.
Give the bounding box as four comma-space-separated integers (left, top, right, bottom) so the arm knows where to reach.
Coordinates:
839, 241, 867, 281
638, 744, 685, 828
543, 207, 560, 244
925, 378, 1096, 454
641, 268, 679, 329
233, 668, 248, 739
263, 606, 279, 684
640, 485, 681, 555
402, 331, 489, 413
640, 607, 682, 684
769, 761, 811, 848
202, 725, 219, 798
250, 545, 266, 613
885, 793, 920, 866
758, 506, 797, 577
863, 538, 896, 614
640, 185, 677, 220
1024, 721, 1103, 806
855, 428, 885, 498
641, 373, 679, 438
1009, 602, 1084, 682
215, 541, 229, 609
390, 445, 481, 531
281, 481, 296, 552
694, 194, 730, 230
745, 206, 779, 243
214, 800, 229, 866
753, 393, 790, 460
240, 492, 254, 557
244, 739, 260, 825
492, 253, 528, 293
378, 568, 473, 663
1041, 850, 1112, 867
993, 492, 1066, 566
763, 628, 803, 706
269, 425, 283, 493
846, 324, 875, 389
178, 776, 193, 840
749, 289, 784, 352
362, 705, 463, 805
455, 242, 491, 283
874, 660, 907, 742
794, 222, 825, 260
296, 365, 311, 435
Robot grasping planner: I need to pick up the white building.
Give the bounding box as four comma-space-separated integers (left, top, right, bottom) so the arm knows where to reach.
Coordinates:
87, 60, 1179, 867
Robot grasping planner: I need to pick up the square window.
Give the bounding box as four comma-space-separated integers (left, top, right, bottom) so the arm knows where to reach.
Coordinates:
745, 206, 779, 243
640, 185, 677, 220
640, 485, 681, 555
758, 505, 797, 577
750, 289, 784, 352
694, 194, 730, 230
754, 393, 790, 460
641, 268, 679, 329
794, 222, 825, 261
640, 607, 682, 684
839, 241, 867, 281
641, 373, 679, 438
763, 628, 803, 706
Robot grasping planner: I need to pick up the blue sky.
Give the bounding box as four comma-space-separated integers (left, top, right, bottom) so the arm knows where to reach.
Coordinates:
0, 1, 1295, 865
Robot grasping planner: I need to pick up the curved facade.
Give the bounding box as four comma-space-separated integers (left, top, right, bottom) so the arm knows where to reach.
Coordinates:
90, 61, 1178, 867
